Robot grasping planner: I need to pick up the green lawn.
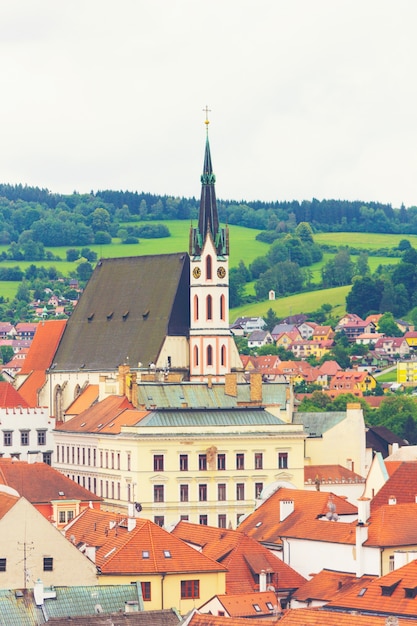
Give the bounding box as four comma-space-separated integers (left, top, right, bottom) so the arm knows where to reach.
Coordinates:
231, 285, 351, 321
313, 232, 417, 250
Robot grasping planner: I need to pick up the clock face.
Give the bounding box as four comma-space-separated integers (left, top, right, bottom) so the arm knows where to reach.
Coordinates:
193, 266, 201, 279
217, 266, 226, 279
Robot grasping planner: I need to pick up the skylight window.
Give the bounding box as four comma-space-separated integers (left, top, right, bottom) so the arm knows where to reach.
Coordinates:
266, 602, 274, 610
253, 604, 261, 612
357, 587, 367, 597
163, 550, 171, 558
255, 521, 262, 527
142, 551, 149, 559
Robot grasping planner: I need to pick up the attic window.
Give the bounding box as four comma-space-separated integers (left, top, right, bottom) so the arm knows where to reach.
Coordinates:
122, 310, 129, 320
163, 550, 171, 558
404, 586, 417, 598
58, 491, 64, 496
87, 312, 94, 321
104, 547, 116, 559
80, 422, 86, 427
142, 310, 150, 319
266, 602, 274, 610
97, 424, 103, 429
142, 551, 149, 559
357, 588, 367, 597
380, 580, 401, 596
107, 311, 113, 320
255, 521, 262, 527
253, 604, 261, 612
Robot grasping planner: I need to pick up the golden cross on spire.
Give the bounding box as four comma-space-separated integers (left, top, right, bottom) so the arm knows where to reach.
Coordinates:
203, 105, 211, 129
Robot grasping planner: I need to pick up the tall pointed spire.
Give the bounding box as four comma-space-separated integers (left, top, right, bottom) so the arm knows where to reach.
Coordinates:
190, 108, 228, 257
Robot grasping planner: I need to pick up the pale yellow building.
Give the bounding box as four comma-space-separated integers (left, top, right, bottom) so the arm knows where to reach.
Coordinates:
397, 360, 417, 385
0, 487, 98, 589
55, 374, 306, 529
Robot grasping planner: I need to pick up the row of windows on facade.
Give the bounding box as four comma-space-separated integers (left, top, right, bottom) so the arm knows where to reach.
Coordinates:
155, 452, 289, 472
154, 481, 262, 502
3, 429, 47, 446
2, 451, 52, 465
67, 475, 264, 503
57, 448, 288, 471
0, 557, 53, 572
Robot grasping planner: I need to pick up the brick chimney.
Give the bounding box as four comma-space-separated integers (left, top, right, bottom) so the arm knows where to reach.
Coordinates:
118, 363, 130, 396
225, 373, 237, 397
250, 373, 263, 403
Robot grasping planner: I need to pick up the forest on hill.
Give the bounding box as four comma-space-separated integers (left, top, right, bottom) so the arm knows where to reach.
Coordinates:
0, 183, 417, 325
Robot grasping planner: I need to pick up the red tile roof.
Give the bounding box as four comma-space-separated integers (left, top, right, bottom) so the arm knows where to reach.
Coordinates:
19, 320, 66, 374
292, 569, 376, 603
0, 382, 29, 408
371, 461, 417, 511
278, 608, 417, 625
66, 508, 226, 575
0, 458, 102, 505
305, 464, 365, 485
17, 319, 67, 406
238, 487, 357, 546
326, 558, 417, 619
65, 384, 99, 415
202, 591, 280, 617
366, 502, 417, 547
0, 490, 19, 519
172, 521, 305, 594
55, 395, 138, 433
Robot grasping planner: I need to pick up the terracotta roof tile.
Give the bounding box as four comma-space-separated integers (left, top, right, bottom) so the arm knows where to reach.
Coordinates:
0, 382, 29, 408
238, 487, 357, 546
305, 464, 365, 484
65, 384, 99, 415
0, 490, 19, 518
66, 508, 226, 575
292, 569, 376, 603
0, 458, 102, 504
55, 395, 136, 433
278, 607, 417, 625
19, 319, 66, 374
371, 461, 417, 511
171, 521, 306, 594
205, 591, 280, 617
17, 370, 47, 406
326, 558, 417, 619
366, 502, 417, 546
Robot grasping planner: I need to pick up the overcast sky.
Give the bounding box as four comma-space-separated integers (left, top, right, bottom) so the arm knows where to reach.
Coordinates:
1, 1, 416, 208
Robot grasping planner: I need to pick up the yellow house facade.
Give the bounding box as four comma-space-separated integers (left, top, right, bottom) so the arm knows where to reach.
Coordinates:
397, 360, 417, 385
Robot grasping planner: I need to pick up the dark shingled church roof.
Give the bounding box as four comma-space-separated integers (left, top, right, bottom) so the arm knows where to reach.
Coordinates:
52, 253, 190, 371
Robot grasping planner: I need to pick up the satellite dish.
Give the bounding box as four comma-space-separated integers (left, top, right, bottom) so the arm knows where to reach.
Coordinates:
134, 502, 142, 512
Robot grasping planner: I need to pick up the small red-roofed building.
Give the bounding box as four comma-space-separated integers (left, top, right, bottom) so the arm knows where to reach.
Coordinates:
14, 322, 38, 340
197, 591, 281, 619
329, 370, 376, 395
0, 458, 102, 526
64, 507, 227, 612
312, 326, 334, 342
304, 464, 365, 503
171, 521, 305, 606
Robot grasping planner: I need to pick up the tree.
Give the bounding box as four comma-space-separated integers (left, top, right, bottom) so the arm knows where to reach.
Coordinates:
66, 249, 80, 262
346, 276, 384, 318
0, 345, 14, 364
90, 207, 111, 233
76, 262, 94, 282
377, 312, 403, 337
295, 221, 314, 243
264, 308, 279, 332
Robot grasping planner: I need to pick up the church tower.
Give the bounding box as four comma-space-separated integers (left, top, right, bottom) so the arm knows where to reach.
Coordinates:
189, 112, 240, 381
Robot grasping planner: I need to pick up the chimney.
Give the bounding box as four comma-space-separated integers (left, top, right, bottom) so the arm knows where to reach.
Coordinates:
34, 579, 44, 606
357, 497, 370, 524
225, 373, 237, 397
127, 517, 136, 532
392, 442, 399, 454
259, 570, 267, 592
130, 372, 138, 407
250, 373, 263, 403
355, 522, 369, 577
207, 375, 213, 389
279, 499, 294, 522
118, 363, 130, 396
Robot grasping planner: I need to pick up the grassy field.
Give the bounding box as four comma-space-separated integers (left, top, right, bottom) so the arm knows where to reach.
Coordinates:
0, 223, 406, 307
314, 232, 417, 250
231, 285, 351, 321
